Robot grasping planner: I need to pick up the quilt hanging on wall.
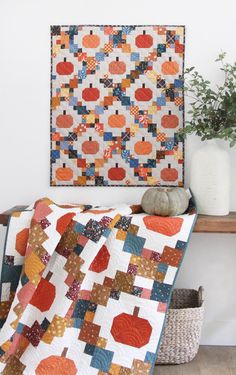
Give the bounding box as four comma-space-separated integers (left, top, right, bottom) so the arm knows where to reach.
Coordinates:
50, 25, 185, 186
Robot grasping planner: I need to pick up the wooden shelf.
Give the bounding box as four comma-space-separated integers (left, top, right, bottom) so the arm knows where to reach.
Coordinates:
0, 206, 236, 233
193, 212, 236, 233
0, 206, 28, 226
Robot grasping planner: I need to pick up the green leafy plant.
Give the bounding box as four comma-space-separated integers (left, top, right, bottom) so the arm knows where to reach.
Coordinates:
178, 53, 236, 147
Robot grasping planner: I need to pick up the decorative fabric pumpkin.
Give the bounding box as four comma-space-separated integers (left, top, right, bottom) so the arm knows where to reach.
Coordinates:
82, 137, 99, 154
82, 84, 100, 101
15, 228, 29, 256
161, 110, 179, 128
161, 57, 179, 75
108, 110, 126, 128
89, 245, 110, 273
30, 271, 55, 312
109, 57, 126, 75
36, 347, 77, 375
141, 187, 189, 216
135, 84, 153, 101
143, 215, 184, 236
82, 30, 100, 48
56, 110, 73, 128
55, 164, 73, 181
134, 137, 152, 155
108, 163, 126, 181
56, 58, 74, 75
135, 30, 153, 48
111, 306, 152, 348
161, 163, 178, 182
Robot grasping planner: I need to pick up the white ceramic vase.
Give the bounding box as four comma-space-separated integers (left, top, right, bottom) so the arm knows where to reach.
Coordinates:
190, 139, 230, 215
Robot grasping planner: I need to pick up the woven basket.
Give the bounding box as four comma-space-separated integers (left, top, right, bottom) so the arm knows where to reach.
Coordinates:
156, 287, 204, 365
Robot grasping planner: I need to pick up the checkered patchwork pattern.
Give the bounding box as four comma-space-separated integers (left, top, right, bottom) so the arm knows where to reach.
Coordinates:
51, 25, 185, 186
0, 197, 196, 374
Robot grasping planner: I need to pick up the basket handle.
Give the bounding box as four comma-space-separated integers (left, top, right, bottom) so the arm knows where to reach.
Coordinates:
198, 286, 204, 306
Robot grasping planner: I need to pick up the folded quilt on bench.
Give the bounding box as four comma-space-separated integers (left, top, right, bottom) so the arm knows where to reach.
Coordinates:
0, 197, 196, 374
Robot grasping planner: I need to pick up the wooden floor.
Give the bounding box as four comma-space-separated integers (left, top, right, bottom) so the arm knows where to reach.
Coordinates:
154, 346, 236, 375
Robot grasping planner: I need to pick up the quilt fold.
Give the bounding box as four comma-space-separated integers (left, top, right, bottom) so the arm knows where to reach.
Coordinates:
0, 196, 196, 374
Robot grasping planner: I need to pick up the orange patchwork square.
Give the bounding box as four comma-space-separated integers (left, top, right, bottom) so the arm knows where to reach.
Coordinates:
113, 271, 134, 293
137, 258, 157, 279
161, 246, 183, 267
79, 321, 100, 345
90, 283, 111, 306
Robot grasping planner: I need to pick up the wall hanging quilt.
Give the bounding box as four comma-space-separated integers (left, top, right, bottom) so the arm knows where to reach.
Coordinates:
50, 25, 185, 186
0, 195, 196, 374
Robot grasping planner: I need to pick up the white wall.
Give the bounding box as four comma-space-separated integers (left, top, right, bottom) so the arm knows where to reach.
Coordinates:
0, 0, 236, 345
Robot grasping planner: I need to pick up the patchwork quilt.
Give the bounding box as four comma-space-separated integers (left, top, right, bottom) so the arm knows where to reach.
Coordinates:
0, 196, 196, 374
50, 25, 185, 187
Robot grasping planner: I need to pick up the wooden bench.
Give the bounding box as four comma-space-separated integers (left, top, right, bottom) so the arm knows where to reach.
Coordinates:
0, 206, 236, 233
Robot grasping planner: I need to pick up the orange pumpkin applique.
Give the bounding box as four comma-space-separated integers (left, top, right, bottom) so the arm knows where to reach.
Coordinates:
15, 228, 29, 256
56, 212, 75, 235
143, 216, 183, 236
111, 307, 152, 348
30, 271, 55, 312
56, 58, 74, 75
135, 84, 153, 102
109, 57, 126, 75
82, 84, 100, 101
161, 164, 178, 182
82, 30, 100, 48
134, 137, 152, 155
161, 111, 179, 128
108, 110, 126, 128
82, 137, 99, 154
89, 245, 110, 273
56, 111, 73, 128
36, 348, 76, 375
161, 57, 179, 75
108, 164, 126, 181
55, 164, 73, 182
135, 30, 153, 48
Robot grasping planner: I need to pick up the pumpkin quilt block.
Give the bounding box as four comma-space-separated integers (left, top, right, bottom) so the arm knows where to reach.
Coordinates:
50, 25, 185, 186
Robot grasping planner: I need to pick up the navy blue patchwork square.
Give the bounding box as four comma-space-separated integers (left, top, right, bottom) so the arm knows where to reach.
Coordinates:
151, 281, 172, 302
90, 347, 114, 372
84, 343, 95, 356
175, 240, 187, 251
114, 216, 132, 231
123, 232, 146, 256
83, 219, 105, 242
157, 262, 168, 274
72, 299, 90, 319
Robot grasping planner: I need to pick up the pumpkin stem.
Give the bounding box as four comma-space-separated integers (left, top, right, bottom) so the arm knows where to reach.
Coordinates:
90, 30, 93, 35
115, 110, 118, 115
168, 163, 171, 168
169, 57, 172, 62
168, 110, 171, 115
89, 83, 92, 88
115, 163, 118, 168
63, 163, 66, 168
133, 306, 140, 316
61, 347, 68, 357
63, 110, 66, 115
143, 30, 146, 35
45, 271, 53, 281
142, 137, 145, 141
142, 83, 145, 88
89, 136, 92, 141
116, 57, 119, 61
63, 57, 66, 62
